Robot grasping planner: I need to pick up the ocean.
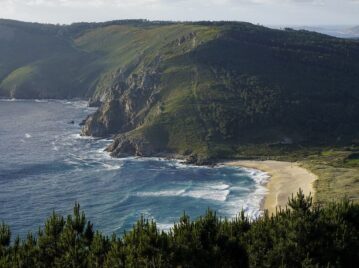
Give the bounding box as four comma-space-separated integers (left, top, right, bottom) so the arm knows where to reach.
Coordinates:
0, 99, 268, 238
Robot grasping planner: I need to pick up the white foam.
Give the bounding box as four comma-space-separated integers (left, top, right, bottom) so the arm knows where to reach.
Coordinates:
34, 99, 48, 103
69, 133, 95, 140
51, 141, 59, 151
25, 133, 32, 138
208, 183, 230, 190
48, 124, 270, 222
64, 158, 79, 166
167, 160, 212, 170
75, 138, 270, 219
136, 183, 230, 202
94, 155, 269, 218
222, 167, 270, 219
156, 222, 173, 232
0, 98, 17, 102
102, 163, 123, 171
183, 189, 230, 202
136, 189, 186, 197
176, 182, 231, 202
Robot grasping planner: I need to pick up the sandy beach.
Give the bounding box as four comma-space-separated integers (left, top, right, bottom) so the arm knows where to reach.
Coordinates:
225, 160, 317, 215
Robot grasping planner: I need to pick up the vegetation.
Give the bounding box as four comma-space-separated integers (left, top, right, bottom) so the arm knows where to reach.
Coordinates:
1, 19, 358, 151
72, 20, 359, 163
1, 19, 358, 205
228, 144, 359, 204
0, 190, 357, 267
301, 149, 359, 205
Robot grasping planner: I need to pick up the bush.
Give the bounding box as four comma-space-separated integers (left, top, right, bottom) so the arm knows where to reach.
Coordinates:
0, 190, 358, 267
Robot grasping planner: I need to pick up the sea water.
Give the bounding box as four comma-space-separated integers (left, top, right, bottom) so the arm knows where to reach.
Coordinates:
0, 99, 269, 238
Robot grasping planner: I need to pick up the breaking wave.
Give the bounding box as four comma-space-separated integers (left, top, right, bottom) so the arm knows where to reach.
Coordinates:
0, 99, 270, 237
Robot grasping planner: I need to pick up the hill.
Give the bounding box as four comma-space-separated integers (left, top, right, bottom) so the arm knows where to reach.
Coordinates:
0, 19, 171, 98
0, 19, 98, 98
279, 25, 359, 39
347, 25, 359, 38
0, 20, 358, 163
79, 23, 359, 162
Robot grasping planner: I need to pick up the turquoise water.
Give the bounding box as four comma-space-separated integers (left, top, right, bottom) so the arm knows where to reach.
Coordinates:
0, 99, 268, 238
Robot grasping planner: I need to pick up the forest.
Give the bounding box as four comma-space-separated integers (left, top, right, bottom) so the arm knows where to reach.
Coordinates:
0, 190, 358, 267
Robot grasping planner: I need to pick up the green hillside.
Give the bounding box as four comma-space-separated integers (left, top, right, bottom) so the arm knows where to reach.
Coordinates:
0, 20, 99, 98
78, 23, 359, 163
0, 19, 358, 163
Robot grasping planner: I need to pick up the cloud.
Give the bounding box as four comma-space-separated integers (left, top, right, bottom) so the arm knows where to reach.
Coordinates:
0, 0, 164, 6
0, 0, 357, 8
0, 0, 358, 24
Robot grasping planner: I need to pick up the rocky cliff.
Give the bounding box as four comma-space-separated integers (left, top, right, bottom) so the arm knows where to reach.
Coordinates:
1, 20, 359, 160
80, 23, 359, 161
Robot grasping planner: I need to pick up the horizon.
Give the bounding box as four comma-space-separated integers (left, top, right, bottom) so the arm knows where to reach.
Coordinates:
0, 17, 357, 28
0, 0, 358, 26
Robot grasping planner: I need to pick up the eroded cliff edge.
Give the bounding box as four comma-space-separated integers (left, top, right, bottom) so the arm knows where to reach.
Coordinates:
1, 19, 358, 160
80, 23, 359, 162
81, 60, 169, 158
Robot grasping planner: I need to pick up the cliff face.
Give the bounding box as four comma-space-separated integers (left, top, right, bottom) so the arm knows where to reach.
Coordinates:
80, 23, 359, 160
1, 19, 359, 160
81, 64, 161, 137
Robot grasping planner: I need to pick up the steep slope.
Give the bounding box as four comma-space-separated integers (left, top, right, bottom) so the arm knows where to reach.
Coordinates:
1, 20, 358, 161
0, 20, 102, 98
80, 24, 359, 161
0, 19, 204, 99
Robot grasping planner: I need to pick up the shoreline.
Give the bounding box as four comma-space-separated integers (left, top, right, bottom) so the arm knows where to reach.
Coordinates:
59, 131, 319, 217
224, 160, 317, 215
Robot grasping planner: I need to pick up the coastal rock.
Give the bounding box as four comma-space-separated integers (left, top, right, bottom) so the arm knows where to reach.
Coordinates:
184, 154, 215, 166
81, 59, 161, 138
88, 99, 102, 107
107, 133, 158, 157
81, 100, 126, 137
79, 118, 87, 126
72, 22, 359, 161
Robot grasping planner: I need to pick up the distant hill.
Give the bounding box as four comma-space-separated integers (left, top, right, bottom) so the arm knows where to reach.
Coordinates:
271, 25, 359, 39
1, 20, 359, 161
347, 25, 359, 38
0, 19, 169, 98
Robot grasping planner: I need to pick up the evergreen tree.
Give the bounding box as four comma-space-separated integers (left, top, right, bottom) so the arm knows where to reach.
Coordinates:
0, 191, 357, 267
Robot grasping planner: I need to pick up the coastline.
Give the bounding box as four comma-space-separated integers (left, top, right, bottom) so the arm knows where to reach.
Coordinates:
2, 100, 317, 217
224, 160, 317, 215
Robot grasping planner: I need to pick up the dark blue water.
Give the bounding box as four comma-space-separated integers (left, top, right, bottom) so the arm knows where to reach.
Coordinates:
0, 99, 268, 238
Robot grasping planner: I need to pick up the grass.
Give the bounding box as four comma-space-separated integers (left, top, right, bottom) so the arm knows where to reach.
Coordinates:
1, 20, 358, 205
303, 162, 359, 204
232, 144, 359, 204
1, 64, 37, 89
73, 23, 219, 100
300, 149, 359, 204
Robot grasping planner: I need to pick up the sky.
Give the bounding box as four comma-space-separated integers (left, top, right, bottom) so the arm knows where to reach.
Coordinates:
0, 0, 358, 26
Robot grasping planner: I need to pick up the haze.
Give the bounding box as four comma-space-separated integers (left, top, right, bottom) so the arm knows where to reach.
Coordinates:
0, 0, 358, 25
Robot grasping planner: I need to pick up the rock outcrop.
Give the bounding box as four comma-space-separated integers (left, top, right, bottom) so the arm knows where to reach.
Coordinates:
106, 133, 159, 157
81, 59, 161, 137
81, 99, 124, 137
74, 21, 359, 161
